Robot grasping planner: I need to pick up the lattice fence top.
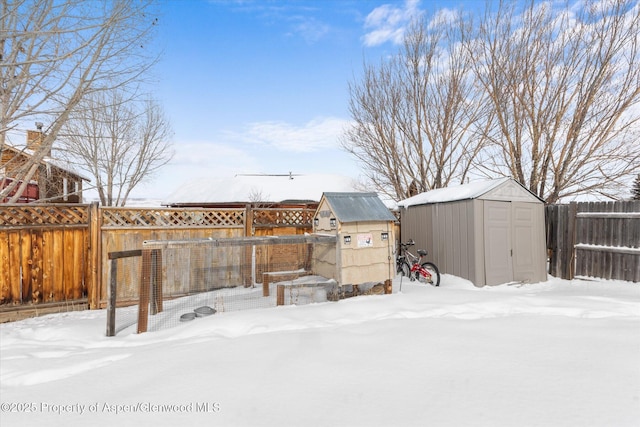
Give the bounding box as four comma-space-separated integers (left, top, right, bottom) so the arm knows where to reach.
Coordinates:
0, 205, 318, 228
101, 208, 245, 228
0, 204, 89, 226
253, 208, 314, 226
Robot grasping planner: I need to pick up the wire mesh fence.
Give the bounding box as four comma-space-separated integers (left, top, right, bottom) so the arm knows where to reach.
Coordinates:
106, 235, 338, 335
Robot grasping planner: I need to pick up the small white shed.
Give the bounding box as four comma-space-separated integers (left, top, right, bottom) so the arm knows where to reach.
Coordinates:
398, 178, 547, 286
312, 192, 396, 288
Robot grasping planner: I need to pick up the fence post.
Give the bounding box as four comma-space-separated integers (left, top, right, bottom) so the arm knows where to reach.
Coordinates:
106, 257, 117, 337
150, 249, 163, 315
244, 204, 253, 287
138, 249, 151, 333
545, 204, 561, 278
263, 274, 270, 297
276, 284, 285, 306
155, 249, 163, 312
88, 202, 101, 309
106, 249, 142, 336
565, 202, 578, 280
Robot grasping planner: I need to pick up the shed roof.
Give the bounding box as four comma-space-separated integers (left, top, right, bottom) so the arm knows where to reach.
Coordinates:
397, 178, 542, 207
321, 192, 396, 223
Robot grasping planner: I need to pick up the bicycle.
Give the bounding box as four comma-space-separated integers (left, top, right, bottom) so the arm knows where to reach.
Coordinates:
396, 240, 441, 286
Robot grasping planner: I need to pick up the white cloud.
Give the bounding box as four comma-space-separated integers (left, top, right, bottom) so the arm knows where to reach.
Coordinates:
125, 117, 357, 199
229, 117, 351, 152
427, 8, 459, 29
288, 17, 331, 43
363, 0, 423, 46
170, 141, 257, 169
223, 1, 331, 44
131, 140, 262, 198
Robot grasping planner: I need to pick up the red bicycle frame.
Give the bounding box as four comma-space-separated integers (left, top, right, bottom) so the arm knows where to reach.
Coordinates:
409, 252, 432, 282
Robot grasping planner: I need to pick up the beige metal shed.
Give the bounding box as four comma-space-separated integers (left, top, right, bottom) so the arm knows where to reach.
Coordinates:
312, 192, 396, 287
398, 178, 547, 286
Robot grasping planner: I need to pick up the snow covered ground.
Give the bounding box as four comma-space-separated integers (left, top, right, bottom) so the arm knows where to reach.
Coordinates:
1, 274, 639, 427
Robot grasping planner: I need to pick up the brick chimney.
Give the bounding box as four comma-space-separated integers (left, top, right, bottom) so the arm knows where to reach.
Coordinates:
27, 130, 50, 156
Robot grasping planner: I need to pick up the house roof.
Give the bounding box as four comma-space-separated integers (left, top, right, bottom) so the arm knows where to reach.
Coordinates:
321, 192, 397, 223
1, 144, 91, 181
397, 178, 543, 207
162, 174, 359, 205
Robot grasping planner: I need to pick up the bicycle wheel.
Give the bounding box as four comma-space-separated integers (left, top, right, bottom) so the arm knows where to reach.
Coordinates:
397, 259, 411, 278
420, 262, 441, 286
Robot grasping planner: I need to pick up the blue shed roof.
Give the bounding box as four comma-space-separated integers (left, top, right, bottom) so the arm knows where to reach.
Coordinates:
321, 192, 396, 223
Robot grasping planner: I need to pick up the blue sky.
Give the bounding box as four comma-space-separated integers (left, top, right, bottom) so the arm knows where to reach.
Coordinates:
134, 0, 470, 199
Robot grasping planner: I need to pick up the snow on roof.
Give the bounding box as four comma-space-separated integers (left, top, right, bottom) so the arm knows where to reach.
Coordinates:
2, 144, 91, 181
162, 174, 359, 205
397, 178, 514, 207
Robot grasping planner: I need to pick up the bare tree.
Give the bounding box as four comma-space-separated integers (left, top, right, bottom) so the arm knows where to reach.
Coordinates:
247, 188, 274, 208
57, 88, 173, 206
472, 0, 640, 203
0, 0, 158, 202
342, 13, 486, 201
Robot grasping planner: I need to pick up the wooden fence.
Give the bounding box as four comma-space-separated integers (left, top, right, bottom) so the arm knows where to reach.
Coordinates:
546, 201, 640, 282
10, 200, 635, 318
0, 203, 317, 320
0, 205, 92, 311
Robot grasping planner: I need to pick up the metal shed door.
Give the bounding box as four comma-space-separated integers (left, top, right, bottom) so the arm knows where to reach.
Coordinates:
484, 201, 513, 285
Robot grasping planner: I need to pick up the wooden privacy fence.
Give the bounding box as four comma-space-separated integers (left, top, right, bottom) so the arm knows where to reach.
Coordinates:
0, 204, 92, 309
0, 203, 317, 317
546, 201, 640, 282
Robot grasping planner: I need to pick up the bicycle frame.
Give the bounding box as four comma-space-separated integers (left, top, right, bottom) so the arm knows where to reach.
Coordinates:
409, 255, 433, 282
397, 240, 437, 284
398, 241, 424, 273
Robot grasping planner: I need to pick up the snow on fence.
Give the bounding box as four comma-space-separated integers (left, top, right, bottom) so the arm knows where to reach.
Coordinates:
546, 201, 640, 282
